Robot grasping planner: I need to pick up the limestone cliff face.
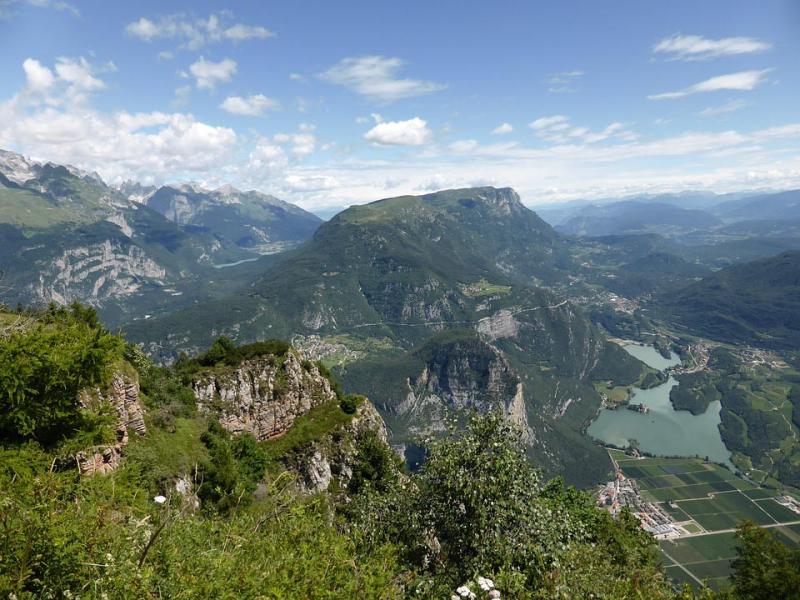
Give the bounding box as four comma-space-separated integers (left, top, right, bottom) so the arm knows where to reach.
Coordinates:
192, 352, 337, 441
76, 371, 147, 476
31, 240, 166, 306
397, 336, 533, 440
190, 350, 391, 494
295, 400, 389, 494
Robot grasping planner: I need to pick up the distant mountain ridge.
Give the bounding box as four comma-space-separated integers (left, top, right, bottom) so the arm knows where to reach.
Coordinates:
556, 200, 721, 237
660, 251, 800, 349
141, 183, 321, 254
0, 149, 321, 324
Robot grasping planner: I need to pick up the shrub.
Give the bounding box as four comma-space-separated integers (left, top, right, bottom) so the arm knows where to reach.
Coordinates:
0, 303, 123, 445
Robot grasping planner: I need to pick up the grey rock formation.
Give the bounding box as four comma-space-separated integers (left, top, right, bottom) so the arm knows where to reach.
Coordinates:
192, 352, 337, 441
295, 400, 389, 494
76, 371, 147, 476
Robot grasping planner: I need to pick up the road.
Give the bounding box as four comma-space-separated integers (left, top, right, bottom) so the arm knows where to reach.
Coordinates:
352, 300, 569, 329
676, 519, 800, 539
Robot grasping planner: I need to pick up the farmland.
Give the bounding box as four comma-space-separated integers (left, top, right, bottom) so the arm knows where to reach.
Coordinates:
613, 454, 800, 590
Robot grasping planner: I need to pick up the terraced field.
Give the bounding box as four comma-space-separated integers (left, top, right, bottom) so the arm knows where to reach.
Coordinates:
614, 455, 800, 590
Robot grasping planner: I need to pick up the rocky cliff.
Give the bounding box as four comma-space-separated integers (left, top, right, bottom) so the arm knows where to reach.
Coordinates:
190, 349, 392, 493
397, 335, 532, 441
294, 400, 389, 494
76, 370, 147, 475
192, 351, 337, 441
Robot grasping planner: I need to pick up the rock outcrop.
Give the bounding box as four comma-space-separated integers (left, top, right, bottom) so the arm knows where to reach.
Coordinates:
192, 351, 337, 441
295, 400, 389, 494
397, 335, 533, 440
76, 371, 147, 476
190, 348, 392, 494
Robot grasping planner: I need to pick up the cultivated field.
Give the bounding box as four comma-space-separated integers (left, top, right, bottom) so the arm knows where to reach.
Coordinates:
614, 455, 800, 590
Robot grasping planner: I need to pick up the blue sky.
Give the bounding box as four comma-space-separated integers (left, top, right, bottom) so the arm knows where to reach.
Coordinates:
1, 0, 799, 214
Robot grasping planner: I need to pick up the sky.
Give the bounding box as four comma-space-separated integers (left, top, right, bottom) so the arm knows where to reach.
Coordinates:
1, 0, 799, 216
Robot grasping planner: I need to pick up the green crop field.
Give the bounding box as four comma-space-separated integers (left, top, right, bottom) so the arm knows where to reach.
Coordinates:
613, 454, 800, 590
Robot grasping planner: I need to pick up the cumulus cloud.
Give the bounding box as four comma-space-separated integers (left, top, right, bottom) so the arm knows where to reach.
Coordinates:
654, 34, 771, 61
319, 56, 445, 103
54, 57, 107, 95
545, 70, 584, 93
22, 58, 54, 92
492, 122, 513, 135
189, 57, 237, 90
529, 115, 634, 144
648, 69, 772, 100
125, 13, 273, 50
220, 94, 279, 116
273, 125, 317, 156
363, 117, 433, 146
18, 56, 110, 102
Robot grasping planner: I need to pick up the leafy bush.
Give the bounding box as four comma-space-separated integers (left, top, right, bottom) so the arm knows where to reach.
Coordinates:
730, 522, 800, 599
197, 421, 267, 514
347, 429, 402, 495
175, 336, 291, 380
0, 443, 404, 599
340, 393, 361, 414
0, 302, 123, 445
348, 414, 674, 597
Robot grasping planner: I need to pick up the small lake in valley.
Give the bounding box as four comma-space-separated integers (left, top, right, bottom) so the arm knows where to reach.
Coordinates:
588, 343, 733, 467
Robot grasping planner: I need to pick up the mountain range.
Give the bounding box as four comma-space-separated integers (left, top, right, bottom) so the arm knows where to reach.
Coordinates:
126, 186, 647, 485
0, 149, 320, 325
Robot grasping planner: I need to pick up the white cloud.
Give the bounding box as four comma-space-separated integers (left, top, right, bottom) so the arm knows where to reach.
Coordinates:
284, 174, 339, 192
289, 73, 306, 82
492, 122, 513, 135
246, 139, 288, 175
698, 99, 748, 117
546, 70, 584, 93
364, 117, 433, 146
189, 57, 237, 90
648, 69, 772, 100
18, 56, 110, 103
54, 57, 106, 95
529, 115, 570, 131
125, 13, 273, 50
220, 94, 279, 116
449, 139, 479, 153
319, 56, 445, 103
272, 126, 316, 156
223, 23, 272, 42
528, 115, 634, 145
654, 34, 771, 61
1, 0, 79, 19
22, 58, 54, 92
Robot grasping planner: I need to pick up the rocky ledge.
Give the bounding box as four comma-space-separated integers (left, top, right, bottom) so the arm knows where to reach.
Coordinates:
76, 371, 147, 476
192, 351, 337, 441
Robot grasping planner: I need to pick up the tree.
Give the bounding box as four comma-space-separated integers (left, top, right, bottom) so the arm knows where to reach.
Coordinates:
729, 522, 800, 599
0, 304, 123, 445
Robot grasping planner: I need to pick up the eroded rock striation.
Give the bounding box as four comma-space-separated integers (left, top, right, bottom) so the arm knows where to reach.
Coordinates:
192, 352, 337, 441
76, 371, 147, 476
295, 400, 389, 494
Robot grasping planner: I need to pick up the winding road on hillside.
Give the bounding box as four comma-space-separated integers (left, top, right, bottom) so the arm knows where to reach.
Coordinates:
352, 299, 569, 329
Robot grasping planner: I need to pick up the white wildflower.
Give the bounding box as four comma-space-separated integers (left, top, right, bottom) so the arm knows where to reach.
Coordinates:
153, 495, 167, 504
456, 585, 475, 599
477, 576, 495, 591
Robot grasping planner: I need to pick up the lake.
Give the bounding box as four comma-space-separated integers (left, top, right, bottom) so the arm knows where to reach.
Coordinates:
588, 344, 733, 466
213, 257, 260, 269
